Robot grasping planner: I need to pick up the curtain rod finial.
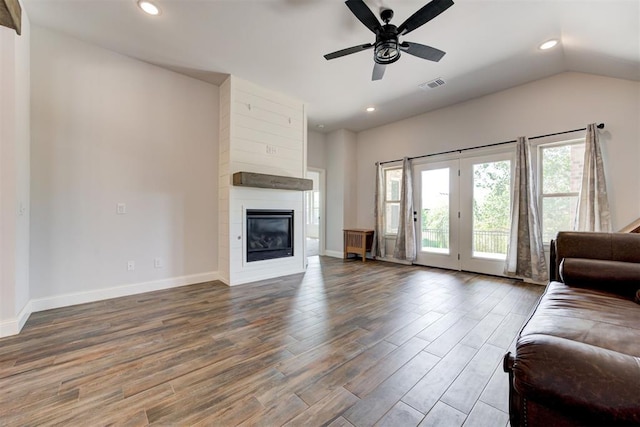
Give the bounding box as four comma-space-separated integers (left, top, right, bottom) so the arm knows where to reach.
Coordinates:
597, 123, 605, 129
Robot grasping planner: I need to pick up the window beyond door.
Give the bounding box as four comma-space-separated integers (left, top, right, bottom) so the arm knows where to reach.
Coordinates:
384, 168, 402, 235
538, 140, 585, 243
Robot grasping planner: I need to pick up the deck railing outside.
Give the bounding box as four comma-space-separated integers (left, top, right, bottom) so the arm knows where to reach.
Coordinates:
422, 228, 510, 254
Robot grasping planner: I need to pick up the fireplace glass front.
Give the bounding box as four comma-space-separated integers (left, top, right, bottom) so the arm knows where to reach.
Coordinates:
246, 210, 294, 262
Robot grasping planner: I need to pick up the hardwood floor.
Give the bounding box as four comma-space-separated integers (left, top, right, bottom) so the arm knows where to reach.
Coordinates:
0, 256, 544, 426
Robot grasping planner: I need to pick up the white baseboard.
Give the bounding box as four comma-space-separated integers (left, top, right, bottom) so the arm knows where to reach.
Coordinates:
523, 277, 546, 286
1, 272, 218, 338
0, 272, 220, 338
324, 250, 381, 262
377, 256, 412, 265
30, 271, 219, 313
0, 319, 20, 338
0, 300, 33, 338
323, 250, 343, 259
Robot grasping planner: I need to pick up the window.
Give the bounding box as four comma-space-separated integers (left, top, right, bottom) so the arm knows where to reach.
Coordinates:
384, 167, 402, 235
538, 139, 585, 243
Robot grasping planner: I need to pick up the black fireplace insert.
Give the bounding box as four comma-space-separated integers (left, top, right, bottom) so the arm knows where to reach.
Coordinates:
246, 210, 294, 262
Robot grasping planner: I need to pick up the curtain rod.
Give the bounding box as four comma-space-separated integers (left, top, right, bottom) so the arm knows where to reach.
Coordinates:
379, 123, 605, 165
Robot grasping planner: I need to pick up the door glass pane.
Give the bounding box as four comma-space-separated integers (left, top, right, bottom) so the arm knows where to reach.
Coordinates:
421, 168, 450, 254
472, 161, 511, 259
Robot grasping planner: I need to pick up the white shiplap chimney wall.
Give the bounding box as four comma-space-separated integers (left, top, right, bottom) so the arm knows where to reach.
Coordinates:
218, 76, 307, 286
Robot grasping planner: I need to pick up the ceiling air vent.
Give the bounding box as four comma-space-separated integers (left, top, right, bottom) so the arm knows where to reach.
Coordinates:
419, 77, 446, 90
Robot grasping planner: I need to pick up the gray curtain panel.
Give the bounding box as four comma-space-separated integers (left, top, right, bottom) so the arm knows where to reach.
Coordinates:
575, 123, 611, 232
504, 137, 548, 282
373, 162, 386, 259
394, 157, 417, 261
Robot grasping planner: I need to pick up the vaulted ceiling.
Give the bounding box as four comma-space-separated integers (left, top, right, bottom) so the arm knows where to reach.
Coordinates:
23, 0, 640, 132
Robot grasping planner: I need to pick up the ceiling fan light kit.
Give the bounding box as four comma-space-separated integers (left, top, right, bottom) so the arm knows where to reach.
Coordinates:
324, 0, 454, 81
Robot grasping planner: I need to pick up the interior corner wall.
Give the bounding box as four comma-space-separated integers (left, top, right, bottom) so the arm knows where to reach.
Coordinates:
14, 8, 30, 324
29, 26, 219, 309
356, 72, 640, 233
325, 129, 357, 256
0, 7, 31, 337
307, 130, 327, 170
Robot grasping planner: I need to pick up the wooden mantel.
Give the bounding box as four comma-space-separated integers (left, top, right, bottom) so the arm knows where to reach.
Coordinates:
232, 171, 313, 191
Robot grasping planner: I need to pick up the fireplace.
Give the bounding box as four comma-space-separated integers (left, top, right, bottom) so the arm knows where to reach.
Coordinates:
246, 210, 294, 262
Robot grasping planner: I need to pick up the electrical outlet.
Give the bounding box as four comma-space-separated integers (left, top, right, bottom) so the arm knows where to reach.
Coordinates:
154, 257, 163, 268
117, 203, 127, 214
266, 145, 277, 155
127, 261, 135, 271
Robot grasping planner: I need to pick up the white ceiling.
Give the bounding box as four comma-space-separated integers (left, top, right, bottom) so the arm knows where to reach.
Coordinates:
22, 0, 640, 133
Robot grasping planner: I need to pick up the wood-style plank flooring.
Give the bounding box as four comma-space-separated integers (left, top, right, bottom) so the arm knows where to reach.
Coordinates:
0, 256, 544, 426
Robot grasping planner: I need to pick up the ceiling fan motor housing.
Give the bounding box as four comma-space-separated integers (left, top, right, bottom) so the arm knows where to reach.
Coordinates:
374, 24, 400, 64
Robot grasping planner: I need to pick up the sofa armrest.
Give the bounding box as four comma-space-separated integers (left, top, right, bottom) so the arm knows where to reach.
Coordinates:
560, 258, 640, 299
513, 334, 640, 425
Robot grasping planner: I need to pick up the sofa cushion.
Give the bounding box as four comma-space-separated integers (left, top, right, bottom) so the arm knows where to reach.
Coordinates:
560, 258, 640, 299
513, 334, 640, 425
520, 282, 640, 357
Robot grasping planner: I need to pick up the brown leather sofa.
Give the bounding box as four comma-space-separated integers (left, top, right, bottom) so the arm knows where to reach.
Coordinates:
503, 232, 640, 426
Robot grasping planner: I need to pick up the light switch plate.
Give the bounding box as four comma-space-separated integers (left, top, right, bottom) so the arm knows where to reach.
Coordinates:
117, 203, 126, 214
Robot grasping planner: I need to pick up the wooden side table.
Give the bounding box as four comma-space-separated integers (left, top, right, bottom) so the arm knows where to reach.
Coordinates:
343, 229, 374, 262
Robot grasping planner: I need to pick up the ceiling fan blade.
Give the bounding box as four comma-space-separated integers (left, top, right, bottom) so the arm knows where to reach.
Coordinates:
400, 41, 446, 62
324, 43, 374, 60
345, 0, 382, 33
397, 0, 454, 36
372, 62, 386, 81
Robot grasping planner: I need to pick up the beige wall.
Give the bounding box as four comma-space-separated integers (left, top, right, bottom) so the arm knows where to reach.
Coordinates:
307, 130, 326, 170
0, 10, 31, 336
30, 27, 219, 307
356, 72, 640, 233
325, 129, 357, 255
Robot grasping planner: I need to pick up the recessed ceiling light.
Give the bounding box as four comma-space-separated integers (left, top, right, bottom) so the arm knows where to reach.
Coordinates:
138, 0, 160, 15
366, 107, 376, 112
539, 39, 558, 50
316, 124, 325, 129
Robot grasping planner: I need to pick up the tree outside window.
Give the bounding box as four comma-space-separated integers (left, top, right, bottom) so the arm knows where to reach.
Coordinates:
384, 168, 402, 235
539, 140, 585, 243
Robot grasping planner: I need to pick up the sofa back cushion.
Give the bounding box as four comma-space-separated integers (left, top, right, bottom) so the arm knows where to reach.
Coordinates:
560, 258, 640, 299
552, 232, 640, 281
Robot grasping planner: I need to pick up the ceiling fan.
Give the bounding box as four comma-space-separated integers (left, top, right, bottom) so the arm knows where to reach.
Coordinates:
324, 0, 454, 81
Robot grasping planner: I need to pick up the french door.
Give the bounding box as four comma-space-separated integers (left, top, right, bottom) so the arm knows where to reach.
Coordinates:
413, 160, 460, 270
414, 151, 513, 276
